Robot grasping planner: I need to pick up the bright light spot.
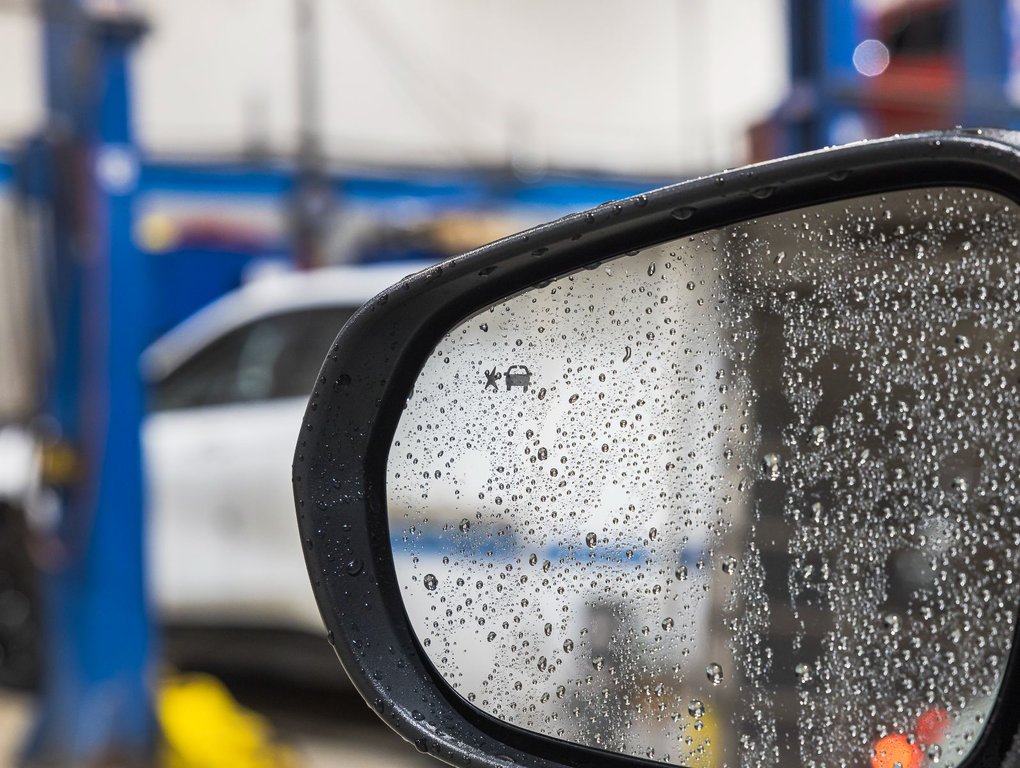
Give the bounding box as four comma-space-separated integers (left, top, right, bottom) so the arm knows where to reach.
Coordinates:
872, 733, 923, 768
853, 39, 891, 77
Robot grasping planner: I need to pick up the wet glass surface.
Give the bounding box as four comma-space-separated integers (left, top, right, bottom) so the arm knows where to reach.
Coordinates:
388, 188, 1020, 768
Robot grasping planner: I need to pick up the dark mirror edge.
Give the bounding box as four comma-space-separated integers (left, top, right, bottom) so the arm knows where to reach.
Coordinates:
293, 128, 1020, 768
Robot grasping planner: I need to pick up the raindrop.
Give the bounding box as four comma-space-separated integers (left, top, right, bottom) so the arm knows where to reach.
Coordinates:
762, 453, 782, 481
675, 565, 688, 581
688, 699, 705, 718
795, 662, 812, 683
563, 639, 574, 653
544, 623, 553, 636
423, 574, 438, 591
812, 425, 829, 445
721, 556, 737, 575
706, 663, 724, 685
459, 518, 471, 533
883, 613, 901, 634
592, 656, 604, 671
586, 532, 598, 548
662, 617, 674, 631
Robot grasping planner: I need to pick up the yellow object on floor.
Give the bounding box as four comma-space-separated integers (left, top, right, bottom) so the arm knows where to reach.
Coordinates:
159, 673, 299, 768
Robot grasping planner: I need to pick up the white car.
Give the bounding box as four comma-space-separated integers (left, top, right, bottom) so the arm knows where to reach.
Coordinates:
142, 262, 429, 639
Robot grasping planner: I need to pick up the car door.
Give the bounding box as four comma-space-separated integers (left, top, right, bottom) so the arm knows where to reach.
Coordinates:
144, 305, 355, 631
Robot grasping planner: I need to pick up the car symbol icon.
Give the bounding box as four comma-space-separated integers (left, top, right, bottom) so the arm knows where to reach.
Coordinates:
504, 365, 532, 391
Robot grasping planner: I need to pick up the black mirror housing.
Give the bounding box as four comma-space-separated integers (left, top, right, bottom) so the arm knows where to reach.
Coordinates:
293, 129, 1020, 768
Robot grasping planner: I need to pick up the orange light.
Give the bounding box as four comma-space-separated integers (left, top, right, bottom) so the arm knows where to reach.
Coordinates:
916, 707, 951, 745
872, 734, 923, 768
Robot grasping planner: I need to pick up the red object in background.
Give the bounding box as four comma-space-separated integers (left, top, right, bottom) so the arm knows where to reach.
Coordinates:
917, 707, 952, 745
872, 733, 924, 768
866, 0, 959, 136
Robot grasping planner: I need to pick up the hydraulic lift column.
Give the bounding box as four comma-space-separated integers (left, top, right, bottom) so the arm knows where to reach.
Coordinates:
23, 2, 154, 764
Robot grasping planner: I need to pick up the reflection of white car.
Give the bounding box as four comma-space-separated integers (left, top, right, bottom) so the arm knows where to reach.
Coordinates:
142, 263, 427, 635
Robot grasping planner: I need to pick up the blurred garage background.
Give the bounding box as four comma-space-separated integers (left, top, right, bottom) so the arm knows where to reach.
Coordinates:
0, 0, 1014, 765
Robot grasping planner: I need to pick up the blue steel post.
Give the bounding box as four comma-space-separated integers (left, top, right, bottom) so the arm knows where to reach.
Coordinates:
783, 0, 865, 154
818, 0, 866, 146
25, 3, 153, 765
958, 0, 1020, 128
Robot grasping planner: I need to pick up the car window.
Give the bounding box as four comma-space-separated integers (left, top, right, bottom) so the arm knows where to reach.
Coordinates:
152, 306, 356, 411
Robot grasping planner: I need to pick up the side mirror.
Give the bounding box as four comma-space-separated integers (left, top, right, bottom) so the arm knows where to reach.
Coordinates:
294, 130, 1020, 768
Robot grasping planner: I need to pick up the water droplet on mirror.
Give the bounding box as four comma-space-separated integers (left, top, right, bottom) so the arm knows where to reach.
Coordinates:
649, 527, 658, 541
721, 556, 737, 575
812, 425, 829, 445
487, 631, 496, 642
662, 617, 674, 631
592, 656, 604, 671
423, 574, 438, 591
537, 447, 548, 461
762, 453, 782, 480
544, 623, 553, 636
795, 662, 812, 683
688, 699, 705, 718
686, 281, 696, 291
675, 565, 688, 581
647, 262, 656, 276
563, 639, 574, 653
883, 613, 901, 633
528, 553, 537, 566
586, 532, 598, 548
928, 744, 942, 763
706, 663, 724, 685
459, 518, 471, 532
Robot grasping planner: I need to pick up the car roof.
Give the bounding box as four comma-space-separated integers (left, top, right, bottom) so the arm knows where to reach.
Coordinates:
142, 261, 433, 382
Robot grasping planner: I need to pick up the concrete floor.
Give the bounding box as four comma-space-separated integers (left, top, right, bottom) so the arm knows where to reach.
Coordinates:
0, 692, 30, 767
0, 681, 436, 768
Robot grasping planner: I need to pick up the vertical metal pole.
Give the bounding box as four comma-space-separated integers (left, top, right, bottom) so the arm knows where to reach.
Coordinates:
25, 3, 153, 764
291, 0, 333, 269
958, 0, 1020, 127
818, 0, 865, 145
783, 0, 864, 154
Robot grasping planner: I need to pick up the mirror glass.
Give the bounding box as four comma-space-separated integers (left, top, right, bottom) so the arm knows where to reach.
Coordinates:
387, 188, 1020, 768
